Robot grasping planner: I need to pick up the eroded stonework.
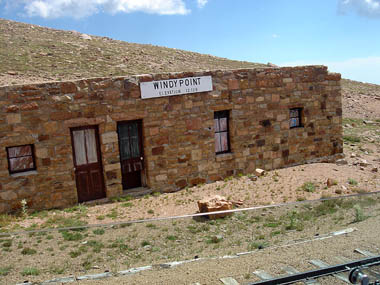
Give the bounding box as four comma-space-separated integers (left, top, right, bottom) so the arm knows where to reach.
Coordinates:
0, 66, 342, 213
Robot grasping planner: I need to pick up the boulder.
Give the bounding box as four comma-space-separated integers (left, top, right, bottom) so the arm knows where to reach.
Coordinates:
197, 195, 233, 219
326, 178, 337, 188
255, 168, 266, 177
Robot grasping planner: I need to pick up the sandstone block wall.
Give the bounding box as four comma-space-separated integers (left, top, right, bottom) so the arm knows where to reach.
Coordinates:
0, 66, 342, 213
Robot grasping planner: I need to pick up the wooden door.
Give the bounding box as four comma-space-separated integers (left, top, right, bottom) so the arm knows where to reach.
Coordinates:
117, 120, 144, 190
70, 126, 106, 203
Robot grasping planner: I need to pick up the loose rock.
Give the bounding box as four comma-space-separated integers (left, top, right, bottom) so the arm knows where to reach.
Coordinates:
255, 168, 266, 177
326, 178, 337, 188
197, 195, 233, 219
336, 159, 348, 165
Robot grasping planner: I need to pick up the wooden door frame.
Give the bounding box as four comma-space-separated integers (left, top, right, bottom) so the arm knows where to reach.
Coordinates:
70, 125, 106, 202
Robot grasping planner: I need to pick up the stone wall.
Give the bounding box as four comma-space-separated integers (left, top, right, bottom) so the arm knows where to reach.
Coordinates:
0, 66, 342, 213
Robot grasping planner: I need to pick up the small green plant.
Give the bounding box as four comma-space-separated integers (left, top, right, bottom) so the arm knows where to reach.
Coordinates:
353, 205, 366, 223
285, 211, 298, 231
106, 208, 119, 219
21, 267, 40, 276
147, 209, 154, 214
348, 178, 358, 185
87, 240, 104, 253
2, 239, 12, 248
0, 266, 12, 276
61, 231, 83, 241
343, 135, 361, 143
96, 215, 105, 220
121, 202, 133, 207
82, 259, 92, 270
166, 235, 178, 241
146, 223, 157, 229
111, 195, 133, 202
21, 247, 37, 255
141, 240, 150, 247
69, 247, 86, 258
64, 204, 88, 213
299, 182, 316, 193
93, 228, 105, 235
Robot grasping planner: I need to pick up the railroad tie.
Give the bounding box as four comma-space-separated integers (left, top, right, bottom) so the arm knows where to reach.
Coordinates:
309, 259, 350, 283
220, 277, 240, 285
252, 270, 274, 280
355, 248, 378, 257
283, 266, 320, 284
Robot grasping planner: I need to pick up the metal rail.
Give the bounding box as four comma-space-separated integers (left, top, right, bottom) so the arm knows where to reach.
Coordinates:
248, 255, 380, 285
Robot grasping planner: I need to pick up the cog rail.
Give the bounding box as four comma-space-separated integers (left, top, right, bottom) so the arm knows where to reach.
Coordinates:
248, 255, 380, 285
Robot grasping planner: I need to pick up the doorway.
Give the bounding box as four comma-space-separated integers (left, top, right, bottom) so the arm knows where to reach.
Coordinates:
117, 120, 144, 190
70, 125, 106, 203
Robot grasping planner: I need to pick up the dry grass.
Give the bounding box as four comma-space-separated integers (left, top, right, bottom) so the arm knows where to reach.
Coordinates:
0, 18, 266, 86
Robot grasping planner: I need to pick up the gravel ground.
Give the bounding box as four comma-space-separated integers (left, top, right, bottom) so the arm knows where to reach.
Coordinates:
77, 209, 380, 285
2, 193, 379, 285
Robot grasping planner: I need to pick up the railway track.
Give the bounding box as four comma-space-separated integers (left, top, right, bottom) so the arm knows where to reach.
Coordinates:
217, 249, 380, 285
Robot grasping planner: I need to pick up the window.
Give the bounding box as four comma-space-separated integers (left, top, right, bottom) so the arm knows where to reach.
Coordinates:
289, 108, 303, 128
6, 144, 36, 174
214, 110, 230, 154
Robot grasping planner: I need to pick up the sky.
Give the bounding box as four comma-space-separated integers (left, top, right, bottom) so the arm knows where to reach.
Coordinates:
0, 0, 380, 84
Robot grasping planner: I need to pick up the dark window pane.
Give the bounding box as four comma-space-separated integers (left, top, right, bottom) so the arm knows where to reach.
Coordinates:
9, 156, 34, 172
120, 138, 131, 160
129, 123, 140, 158
290, 109, 299, 118
118, 124, 131, 160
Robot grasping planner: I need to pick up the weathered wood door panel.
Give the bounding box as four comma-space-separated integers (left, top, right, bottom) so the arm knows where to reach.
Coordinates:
70, 126, 106, 203
117, 120, 144, 190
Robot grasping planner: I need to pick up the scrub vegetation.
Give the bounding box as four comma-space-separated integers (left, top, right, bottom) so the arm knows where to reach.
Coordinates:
0, 194, 379, 283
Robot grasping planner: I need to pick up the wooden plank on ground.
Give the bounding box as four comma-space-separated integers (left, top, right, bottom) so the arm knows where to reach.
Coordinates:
220, 277, 240, 285
253, 270, 274, 280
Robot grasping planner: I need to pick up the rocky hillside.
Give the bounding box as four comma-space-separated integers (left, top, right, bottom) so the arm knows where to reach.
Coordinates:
0, 18, 379, 120
341, 79, 380, 120
0, 18, 266, 86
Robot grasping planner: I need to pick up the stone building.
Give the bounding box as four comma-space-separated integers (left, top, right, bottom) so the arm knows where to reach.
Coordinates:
0, 66, 342, 213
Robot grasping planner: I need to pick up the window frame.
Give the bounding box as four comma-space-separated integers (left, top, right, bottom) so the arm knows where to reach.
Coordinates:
289, 107, 303, 129
214, 110, 231, 155
6, 144, 37, 174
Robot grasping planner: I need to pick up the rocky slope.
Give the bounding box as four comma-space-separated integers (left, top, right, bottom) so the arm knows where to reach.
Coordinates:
0, 18, 265, 86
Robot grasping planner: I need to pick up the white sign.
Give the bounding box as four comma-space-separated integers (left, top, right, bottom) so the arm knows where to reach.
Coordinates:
140, 76, 213, 99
